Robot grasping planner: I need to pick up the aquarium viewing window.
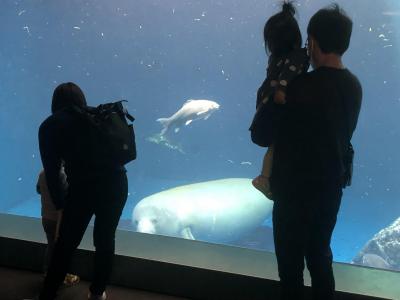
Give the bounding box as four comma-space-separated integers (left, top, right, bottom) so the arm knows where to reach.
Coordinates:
1, 0, 399, 273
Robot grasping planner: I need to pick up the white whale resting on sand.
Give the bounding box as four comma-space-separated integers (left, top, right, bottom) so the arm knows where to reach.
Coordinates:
132, 178, 273, 242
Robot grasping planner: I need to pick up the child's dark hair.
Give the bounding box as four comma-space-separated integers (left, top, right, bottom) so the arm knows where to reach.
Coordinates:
51, 82, 87, 114
307, 4, 352, 55
263, 1, 302, 56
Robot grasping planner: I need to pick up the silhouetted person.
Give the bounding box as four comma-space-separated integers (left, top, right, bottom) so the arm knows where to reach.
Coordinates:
251, 1, 309, 199
270, 5, 362, 300
36, 165, 80, 286
38, 82, 128, 300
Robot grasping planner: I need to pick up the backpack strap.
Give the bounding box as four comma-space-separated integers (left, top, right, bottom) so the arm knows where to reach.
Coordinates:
112, 100, 135, 122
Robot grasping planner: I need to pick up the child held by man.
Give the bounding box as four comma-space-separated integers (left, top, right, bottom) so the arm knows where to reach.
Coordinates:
251, 1, 310, 199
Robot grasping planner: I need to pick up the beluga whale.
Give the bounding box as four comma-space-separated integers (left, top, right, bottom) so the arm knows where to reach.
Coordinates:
147, 99, 220, 153
132, 178, 273, 243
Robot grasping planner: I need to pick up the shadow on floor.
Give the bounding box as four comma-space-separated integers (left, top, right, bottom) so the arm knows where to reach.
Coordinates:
0, 266, 188, 300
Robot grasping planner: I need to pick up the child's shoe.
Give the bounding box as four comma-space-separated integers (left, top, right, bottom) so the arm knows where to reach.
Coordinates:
252, 175, 273, 200
63, 273, 80, 286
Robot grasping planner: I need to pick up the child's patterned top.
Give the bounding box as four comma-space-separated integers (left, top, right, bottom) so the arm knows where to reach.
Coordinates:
256, 47, 310, 108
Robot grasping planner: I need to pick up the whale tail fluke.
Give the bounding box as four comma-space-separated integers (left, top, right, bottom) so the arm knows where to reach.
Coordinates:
156, 117, 170, 136
157, 117, 169, 128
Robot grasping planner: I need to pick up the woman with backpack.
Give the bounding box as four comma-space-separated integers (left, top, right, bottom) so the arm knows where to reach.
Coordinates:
37, 82, 129, 300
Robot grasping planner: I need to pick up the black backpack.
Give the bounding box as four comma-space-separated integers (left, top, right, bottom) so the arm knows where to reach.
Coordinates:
73, 100, 137, 166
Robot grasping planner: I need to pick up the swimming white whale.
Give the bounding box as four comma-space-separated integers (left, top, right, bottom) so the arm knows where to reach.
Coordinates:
132, 178, 273, 243
147, 99, 220, 153
157, 99, 220, 136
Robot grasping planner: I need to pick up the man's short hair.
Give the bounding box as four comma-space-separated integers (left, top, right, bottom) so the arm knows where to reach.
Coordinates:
307, 4, 353, 56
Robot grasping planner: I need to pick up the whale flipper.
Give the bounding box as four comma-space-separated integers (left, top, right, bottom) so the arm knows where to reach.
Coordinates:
185, 120, 193, 126
174, 127, 180, 133
181, 227, 195, 240
196, 110, 208, 115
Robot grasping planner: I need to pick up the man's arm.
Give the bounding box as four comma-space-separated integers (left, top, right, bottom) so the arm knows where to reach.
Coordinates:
350, 79, 363, 137
38, 119, 65, 210
272, 74, 308, 156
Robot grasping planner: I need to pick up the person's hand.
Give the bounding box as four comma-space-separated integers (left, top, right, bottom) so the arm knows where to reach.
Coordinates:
274, 90, 286, 104
252, 175, 273, 200
261, 96, 269, 105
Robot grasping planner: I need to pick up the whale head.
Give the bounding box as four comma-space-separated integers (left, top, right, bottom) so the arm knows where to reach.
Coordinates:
206, 100, 220, 112
136, 216, 157, 234
185, 99, 220, 114
132, 200, 183, 237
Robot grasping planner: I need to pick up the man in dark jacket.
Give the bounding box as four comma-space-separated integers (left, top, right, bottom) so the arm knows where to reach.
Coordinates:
38, 82, 128, 300
270, 5, 362, 300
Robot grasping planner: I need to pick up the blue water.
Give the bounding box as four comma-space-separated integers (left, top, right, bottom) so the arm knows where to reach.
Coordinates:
1, 0, 400, 268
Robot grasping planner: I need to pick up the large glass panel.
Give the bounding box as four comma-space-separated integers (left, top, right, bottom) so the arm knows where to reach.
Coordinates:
1, 0, 399, 271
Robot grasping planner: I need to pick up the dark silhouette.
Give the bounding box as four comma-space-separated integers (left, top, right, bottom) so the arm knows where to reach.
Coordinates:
250, 1, 309, 199
36, 166, 80, 286
269, 4, 362, 300
38, 82, 128, 300
263, 1, 302, 56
